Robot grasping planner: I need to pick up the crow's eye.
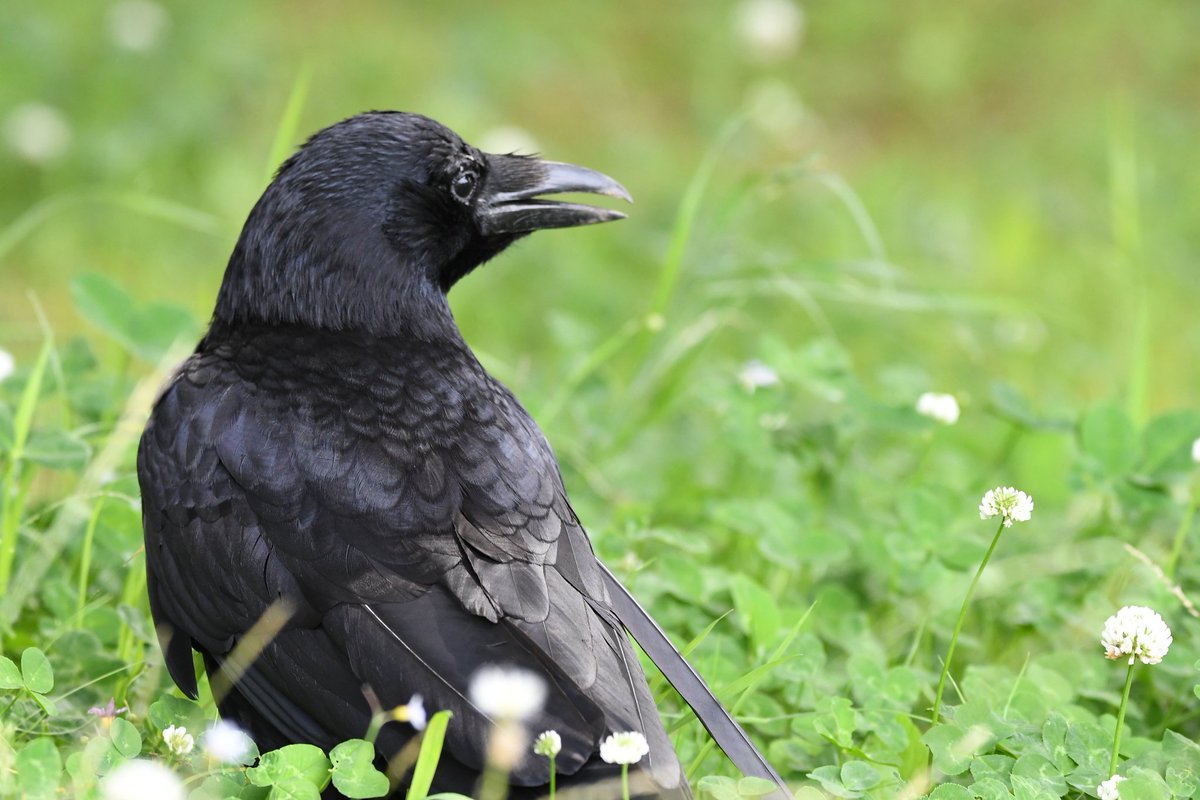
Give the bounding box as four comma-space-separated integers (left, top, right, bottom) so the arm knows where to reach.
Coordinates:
450, 169, 477, 203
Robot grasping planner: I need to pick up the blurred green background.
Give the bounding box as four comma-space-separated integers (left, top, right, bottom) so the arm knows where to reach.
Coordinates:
3, 4, 1200, 790
2, 0, 1197, 420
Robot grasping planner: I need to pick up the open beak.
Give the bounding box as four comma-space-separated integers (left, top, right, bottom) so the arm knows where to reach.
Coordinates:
478, 154, 632, 236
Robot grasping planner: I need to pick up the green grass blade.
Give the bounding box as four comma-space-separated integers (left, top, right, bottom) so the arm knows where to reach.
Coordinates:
684, 603, 814, 780
620, 116, 746, 383
650, 610, 732, 700
264, 63, 313, 185
0, 343, 185, 628
715, 655, 798, 699
0, 192, 222, 263
0, 339, 52, 595
406, 710, 453, 800
75, 495, 106, 623
650, 116, 744, 317
105, 191, 224, 236
7, 341, 51, 456
1107, 93, 1149, 427
537, 318, 641, 427
804, 169, 889, 264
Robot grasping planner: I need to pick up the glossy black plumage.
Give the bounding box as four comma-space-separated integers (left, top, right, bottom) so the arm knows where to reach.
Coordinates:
139, 112, 688, 798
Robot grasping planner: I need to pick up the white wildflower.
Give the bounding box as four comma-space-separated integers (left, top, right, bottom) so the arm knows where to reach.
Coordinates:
201, 719, 254, 764
107, 0, 169, 52
738, 360, 780, 393
469, 665, 547, 721
1192, 437, 1200, 464
533, 730, 562, 757
477, 125, 540, 156
734, 0, 805, 62
916, 392, 960, 425
1097, 774, 1126, 800
978, 486, 1033, 527
0, 348, 13, 382
599, 731, 649, 765
4, 103, 70, 165
102, 759, 186, 800
391, 694, 427, 731
161, 724, 194, 756
1102, 606, 1172, 666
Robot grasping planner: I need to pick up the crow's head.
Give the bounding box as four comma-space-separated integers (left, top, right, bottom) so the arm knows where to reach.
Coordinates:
214, 111, 630, 336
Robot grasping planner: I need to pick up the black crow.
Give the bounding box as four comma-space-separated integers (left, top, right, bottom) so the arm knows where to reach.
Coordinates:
138, 112, 786, 799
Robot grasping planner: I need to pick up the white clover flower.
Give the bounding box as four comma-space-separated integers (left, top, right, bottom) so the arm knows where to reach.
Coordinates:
599, 731, 649, 766
391, 694, 427, 731
201, 719, 254, 764
734, 0, 805, 62
533, 730, 562, 758
916, 392, 960, 425
738, 360, 780, 393
469, 665, 547, 721
102, 758, 186, 800
162, 724, 194, 756
106, 0, 169, 52
0, 348, 13, 382
1102, 606, 1173, 666
4, 103, 70, 165
1192, 437, 1200, 464
1097, 774, 1126, 800
978, 486, 1034, 527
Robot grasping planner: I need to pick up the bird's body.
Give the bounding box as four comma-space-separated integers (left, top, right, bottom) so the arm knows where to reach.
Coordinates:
139, 112, 692, 797
141, 319, 683, 796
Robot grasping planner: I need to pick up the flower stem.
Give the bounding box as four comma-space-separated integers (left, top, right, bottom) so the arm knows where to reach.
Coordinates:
549, 755, 556, 800
362, 709, 386, 745
1110, 659, 1136, 776
932, 519, 1007, 724
621, 764, 630, 800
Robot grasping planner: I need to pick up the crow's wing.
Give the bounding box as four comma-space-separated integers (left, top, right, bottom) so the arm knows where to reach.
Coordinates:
139, 338, 683, 790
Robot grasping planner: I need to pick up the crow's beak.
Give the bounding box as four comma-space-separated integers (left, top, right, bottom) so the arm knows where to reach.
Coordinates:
478, 154, 632, 236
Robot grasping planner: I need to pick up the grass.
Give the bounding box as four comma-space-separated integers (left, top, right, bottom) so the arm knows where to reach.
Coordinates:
3, 2, 1200, 798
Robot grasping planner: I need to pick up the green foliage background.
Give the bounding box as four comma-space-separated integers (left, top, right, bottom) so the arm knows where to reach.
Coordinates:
1, 1, 1199, 798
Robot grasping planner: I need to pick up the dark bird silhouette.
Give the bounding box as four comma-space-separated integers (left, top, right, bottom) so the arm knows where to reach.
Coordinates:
138, 112, 787, 799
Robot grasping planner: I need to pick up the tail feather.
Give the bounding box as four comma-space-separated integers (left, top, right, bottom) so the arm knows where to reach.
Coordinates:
599, 563, 792, 800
